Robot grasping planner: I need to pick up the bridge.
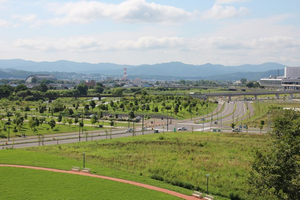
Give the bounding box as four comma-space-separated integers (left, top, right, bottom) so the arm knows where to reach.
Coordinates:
199, 90, 300, 101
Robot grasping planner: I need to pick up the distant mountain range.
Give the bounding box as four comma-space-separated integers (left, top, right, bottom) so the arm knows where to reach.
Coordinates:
0, 59, 287, 81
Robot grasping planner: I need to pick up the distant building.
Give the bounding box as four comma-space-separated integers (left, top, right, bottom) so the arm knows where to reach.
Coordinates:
260, 67, 300, 90
25, 74, 57, 83
260, 76, 283, 88
85, 80, 96, 87
133, 78, 142, 85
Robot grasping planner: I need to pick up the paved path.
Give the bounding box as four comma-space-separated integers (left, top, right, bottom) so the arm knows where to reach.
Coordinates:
0, 164, 201, 200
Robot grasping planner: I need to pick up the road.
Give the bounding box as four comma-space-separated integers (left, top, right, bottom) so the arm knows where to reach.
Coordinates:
1, 100, 255, 150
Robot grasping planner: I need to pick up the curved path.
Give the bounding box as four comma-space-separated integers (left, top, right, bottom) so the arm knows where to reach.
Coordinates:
0, 164, 200, 200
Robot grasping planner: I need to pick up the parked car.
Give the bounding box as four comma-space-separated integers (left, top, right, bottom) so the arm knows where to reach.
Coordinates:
232, 128, 241, 132
126, 128, 134, 132
154, 129, 159, 133
177, 127, 187, 131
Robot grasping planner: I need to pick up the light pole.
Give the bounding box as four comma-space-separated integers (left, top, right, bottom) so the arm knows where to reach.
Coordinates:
167, 113, 169, 132
202, 118, 205, 132
133, 121, 135, 136
83, 152, 86, 168
8, 123, 10, 142
206, 174, 210, 195
142, 114, 144, 135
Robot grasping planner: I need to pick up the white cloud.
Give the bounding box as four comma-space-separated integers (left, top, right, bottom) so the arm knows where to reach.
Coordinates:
202, 4, 250, 20
212, 15, 299, 38
215, 0, 248, 4
117, 36, 185, 50
14, 35, 300, 54
14, 37, 109, 52
12, 14, 36, 22
42, 0, 195, 25
0, 19, 9, 27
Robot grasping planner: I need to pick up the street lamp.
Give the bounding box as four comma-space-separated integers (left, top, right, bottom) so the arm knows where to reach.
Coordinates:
206, 174, 210, 194
83, 152, 86, 168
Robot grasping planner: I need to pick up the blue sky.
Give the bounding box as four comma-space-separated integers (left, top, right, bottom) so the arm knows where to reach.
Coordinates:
0, 0, 299, 66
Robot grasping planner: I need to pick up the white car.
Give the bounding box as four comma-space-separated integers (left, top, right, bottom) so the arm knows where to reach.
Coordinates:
177, 127, 187, 131
126, 128, 134, 132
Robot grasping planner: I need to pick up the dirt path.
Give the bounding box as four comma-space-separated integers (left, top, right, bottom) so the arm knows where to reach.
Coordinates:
0, 164, 201, 200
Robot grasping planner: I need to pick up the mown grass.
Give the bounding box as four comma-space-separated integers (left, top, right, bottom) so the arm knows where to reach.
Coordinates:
0, 131, 271, 199
0, 167, 181, 200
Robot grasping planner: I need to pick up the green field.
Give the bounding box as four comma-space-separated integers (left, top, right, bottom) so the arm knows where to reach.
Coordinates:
0, 167, 180, 200
0, 131, 271, 199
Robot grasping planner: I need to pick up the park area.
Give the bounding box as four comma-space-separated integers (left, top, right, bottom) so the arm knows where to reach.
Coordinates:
0, 131, 272, 200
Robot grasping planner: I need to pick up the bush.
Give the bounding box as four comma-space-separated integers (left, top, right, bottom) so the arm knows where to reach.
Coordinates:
150, 174, 164, 182
24, 95, 35, 101
158, 136, 165, 140
229, 193, 242, 200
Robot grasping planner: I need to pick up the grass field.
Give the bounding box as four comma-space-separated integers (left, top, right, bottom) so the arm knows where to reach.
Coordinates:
0, 131, 271, 199
0, 167, 181, 200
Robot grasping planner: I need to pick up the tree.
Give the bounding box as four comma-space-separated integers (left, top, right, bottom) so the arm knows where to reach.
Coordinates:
39, 104, 47, 113
68, 108, 74, 116
48, 119, 56, 129
33, 83, 48, 92
248, 110, 300, 199
74, 116, 79, 124
68, 118, 73, 128
39, 117, 46, 126
94, 85, 104, 93
39, 83, 48, 92
14, 84, 28, 93
28, 118, 36, 130
90, 100, 96, 111
77, 84, 88, 95
230, 123, 236, 129
129, 111, 135, 119
260, 120, 264, 133
240, 78, 247, 84
112, 88, 124, 96
91, 115, 98, 127
57, 113, 62, 122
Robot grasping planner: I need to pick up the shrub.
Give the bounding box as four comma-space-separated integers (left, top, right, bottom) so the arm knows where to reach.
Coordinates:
229, 193, 242, 200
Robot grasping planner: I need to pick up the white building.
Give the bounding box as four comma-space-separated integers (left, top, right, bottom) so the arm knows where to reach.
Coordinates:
260, 67, 300, 90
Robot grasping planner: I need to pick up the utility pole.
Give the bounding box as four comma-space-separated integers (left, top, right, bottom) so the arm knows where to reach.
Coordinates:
167, 113, 169, 132
133, 121, 135, 136
142, 114, 144, 135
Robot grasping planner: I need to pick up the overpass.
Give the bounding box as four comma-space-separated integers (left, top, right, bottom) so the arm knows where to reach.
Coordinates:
193, 90, 300, 101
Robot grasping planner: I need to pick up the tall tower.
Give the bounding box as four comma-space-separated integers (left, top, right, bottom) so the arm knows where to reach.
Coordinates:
123, 67, 127, 80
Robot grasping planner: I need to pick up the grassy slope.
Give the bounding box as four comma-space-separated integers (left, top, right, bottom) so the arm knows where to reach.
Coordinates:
0, 167, 180, 200
0, 131, 271, 199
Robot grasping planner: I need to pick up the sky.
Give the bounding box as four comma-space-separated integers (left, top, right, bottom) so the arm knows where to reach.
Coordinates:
0, 0, 299, 66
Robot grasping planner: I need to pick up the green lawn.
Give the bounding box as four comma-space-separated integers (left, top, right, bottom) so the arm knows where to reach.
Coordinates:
0, 131, 271, 199
0, 167, 180, 200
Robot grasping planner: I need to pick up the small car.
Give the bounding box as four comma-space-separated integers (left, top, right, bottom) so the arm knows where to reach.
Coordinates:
126, 128, 134, 132
232, 128, 241, 132
177, 127, 187, 131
